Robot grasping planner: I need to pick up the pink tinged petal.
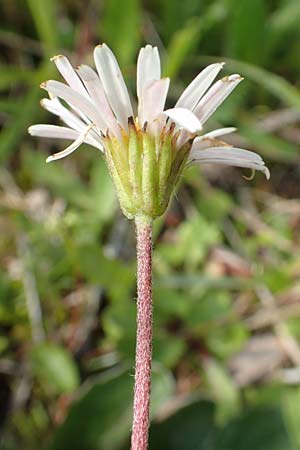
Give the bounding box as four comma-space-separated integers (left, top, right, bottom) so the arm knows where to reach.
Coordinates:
190, 146, 270, 179
201, 127, 236, 139
46, 123, 99, 163
163, 107, 202, 133
139, 78, 170, 127
51, 55, 88, 98
137, 45, 161, 99
93, 44, 133, 129
175, 63, 225, 110
194, 74, 243, 124
76, 65, 121, 139
41, 80, 105, 132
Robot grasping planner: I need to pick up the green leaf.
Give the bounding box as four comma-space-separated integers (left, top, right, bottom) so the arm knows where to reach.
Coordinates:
203, 358, 240, 424
226, 0, 266, 64
73, 243, 134, 295
23, 149, 92, 209
164, 1, 226, 78
269, 0, 300, 40
89, 157, 117, 222
26, 0, 59, 55
149, 399, 217, 450
281, 388, 300, 450
31, 343, 80, 394
215, 407, 293, 450
223, 59, 300, 107
0, 66, 36, 90
159, 0, 202, 41
156, 215, 221, 270
240, 123, 298, 162
0, 87, 41, 163
102, 0, 141, 67
50, 366, 174, 450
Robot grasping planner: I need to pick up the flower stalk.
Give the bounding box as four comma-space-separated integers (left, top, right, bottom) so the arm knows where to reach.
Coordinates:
131, 216, 153, 450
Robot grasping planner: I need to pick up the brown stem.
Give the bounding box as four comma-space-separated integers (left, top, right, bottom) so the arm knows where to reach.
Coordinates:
131, 216, 153, 450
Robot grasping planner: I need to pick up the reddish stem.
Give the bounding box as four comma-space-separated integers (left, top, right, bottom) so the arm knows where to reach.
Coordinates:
131, 216, 153, 450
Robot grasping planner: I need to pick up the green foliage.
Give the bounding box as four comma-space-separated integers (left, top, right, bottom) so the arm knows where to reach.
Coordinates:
102, 0, 141, 68
50, 367, 174, 450
226, 0, 266, 64
31, 343, 80, 394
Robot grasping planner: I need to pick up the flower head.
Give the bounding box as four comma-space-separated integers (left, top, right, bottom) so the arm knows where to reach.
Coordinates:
29, 44, 269, 219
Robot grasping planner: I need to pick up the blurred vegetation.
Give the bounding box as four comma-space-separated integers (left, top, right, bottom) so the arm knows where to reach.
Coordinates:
1, 0, 300, 449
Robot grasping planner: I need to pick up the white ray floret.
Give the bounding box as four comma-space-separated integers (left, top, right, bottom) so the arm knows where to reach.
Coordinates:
163, 108, 202, 133
175, 62, 225, 111
28, 124, 80, 140
94, 44, 133, 129
137, 45, 161, 99
51, 55, 89, 98
194, 75, 243, 124
201, 127, 237, 139
190, 146, 270, 179
139, 78, 170, 127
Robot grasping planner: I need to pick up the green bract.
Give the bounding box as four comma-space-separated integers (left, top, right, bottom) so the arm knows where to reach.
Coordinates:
103, 119, 192, 219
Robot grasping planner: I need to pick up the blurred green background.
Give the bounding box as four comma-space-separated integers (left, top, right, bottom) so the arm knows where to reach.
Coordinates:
1, 0, 300, 449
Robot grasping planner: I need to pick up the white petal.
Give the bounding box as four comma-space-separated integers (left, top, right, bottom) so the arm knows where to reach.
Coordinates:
201, 127, 236, 139
94, 44, 133, 128
194, 75, 243, 124
175, 63, 224, 111
40, 98, 103, 150
137, 45, 161, 99
28, 123, 102, 150
139, 78, 170, 127
192, 147, 264, 162
41, 98, 86, 129
190, 146, 270, 179
163, 108, 202, 133
41, 80, 105, 131
46, 124, 98, 162
28, 124, 79, 140
51, 55, 88, 98
77, 65, 121, 138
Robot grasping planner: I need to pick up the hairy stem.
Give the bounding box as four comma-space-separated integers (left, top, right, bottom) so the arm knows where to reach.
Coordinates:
131, 216, 153, 450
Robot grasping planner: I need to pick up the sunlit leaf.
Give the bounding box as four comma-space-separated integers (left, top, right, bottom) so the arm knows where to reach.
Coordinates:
31, 343, 80, 394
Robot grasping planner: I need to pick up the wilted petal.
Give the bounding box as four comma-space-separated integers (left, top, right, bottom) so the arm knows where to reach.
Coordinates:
175, 63, 224, 111
137, 45, 161, 99
139, 78, 170, 127
194, 74, 243, 124
190, 146, 270, 179
163, 108, 202, 133
94, 44, 133, 128
46, 123, 101, 162
51, 55, 88, 98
